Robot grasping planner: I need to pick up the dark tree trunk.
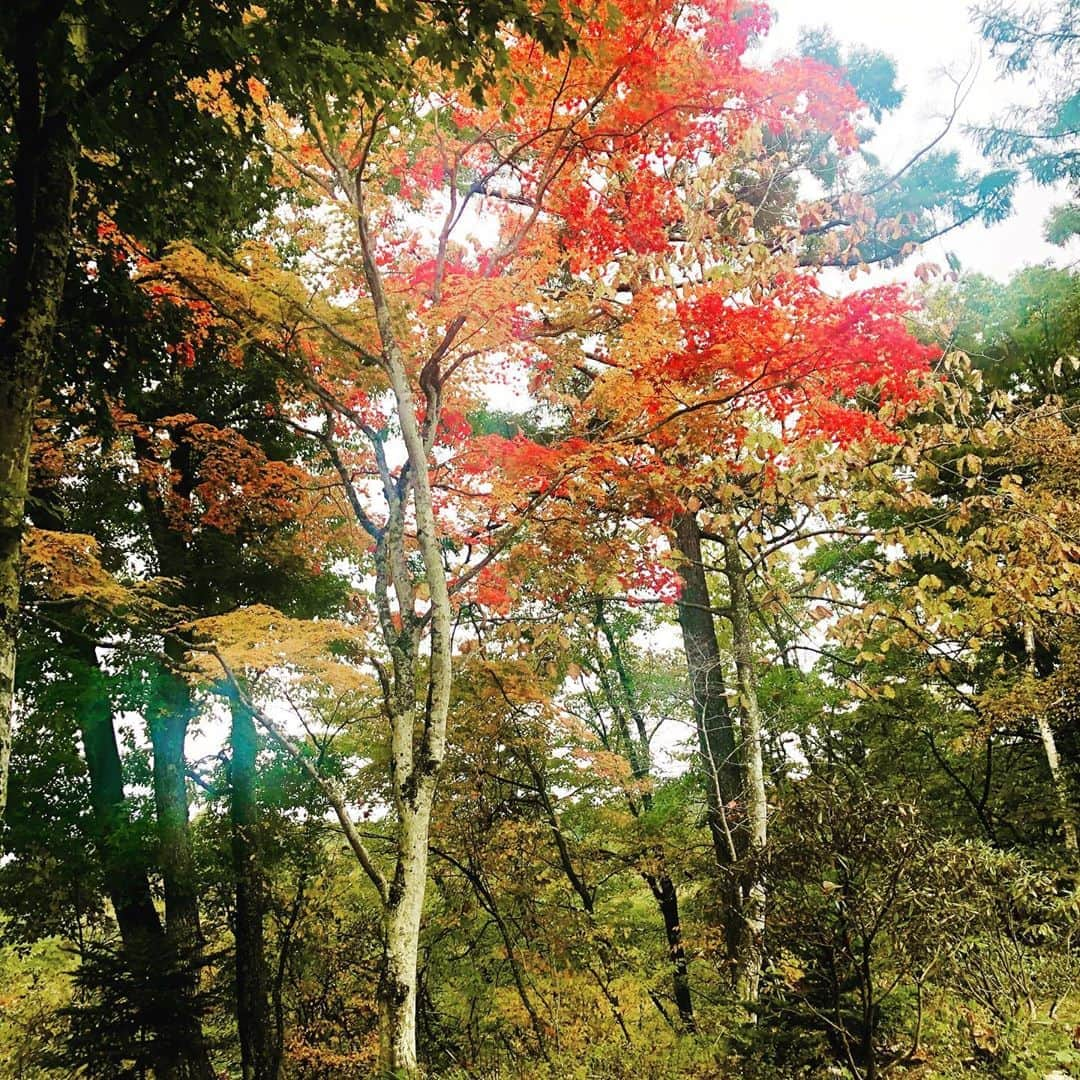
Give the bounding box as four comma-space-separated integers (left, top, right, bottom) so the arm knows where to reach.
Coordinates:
69, 635, 165, 949
147, 638, 216, 1080
672, 511, 747, 979
645, 868, 695, 1030
63, 632, 217, 1079
229, 698, 277, 1079
149, 643, 203, 949
0, 12, 79, 815
594, 604, 696, 1029
128, 414, 218, 1077
673, 512, 741, 854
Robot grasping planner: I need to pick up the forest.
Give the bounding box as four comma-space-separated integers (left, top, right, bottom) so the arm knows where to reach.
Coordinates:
1, 0, 1079, 1077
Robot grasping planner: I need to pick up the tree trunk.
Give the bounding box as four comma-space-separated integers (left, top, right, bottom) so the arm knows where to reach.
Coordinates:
673, 513, 741, 854
148, 639, 217, 1080
1025, 624, 1078, 851
65, 632, 218, 1080
0, 22, 79, 813
645, 869, 695, 1029
149, 649, 203, 948
1035, 713, 1077, 851
0, 388, 34, 819
524, 745, 632, 1041
722, 526, 768, 1005
379, 789, 436, 1077
672, 511, 746, 982
230, 699, 276, 1080
69, 635, 165, 950
362, 192, 453, 1073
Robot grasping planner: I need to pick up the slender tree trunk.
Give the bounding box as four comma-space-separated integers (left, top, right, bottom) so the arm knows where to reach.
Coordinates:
360, 187, 453, 1073
149, 645, 203, 948
0, 20, 79, 813
0, 392, 33, 819
230, 699, 276, 1080
722, 526, 767, 1004
1025, 624, 1078, 851
1035, 714, 1077, 851
524, 745, 632, 1040
645, 870, 695, 1029
127, 430, 216, 1076
148, 640, 217, 1080
379, 788, 437, 1076
672, 511, 747, 983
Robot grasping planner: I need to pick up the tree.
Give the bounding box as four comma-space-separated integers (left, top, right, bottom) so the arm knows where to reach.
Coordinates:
0, 0, 574, 821
152, 0, 909, 1065
8, 3, 1080, 1078
503, 268, 935, 1001
975, 0, 1080, 244
11, 198, 355, 1075
1, 0, 262, 817
834, 366, 1080, 855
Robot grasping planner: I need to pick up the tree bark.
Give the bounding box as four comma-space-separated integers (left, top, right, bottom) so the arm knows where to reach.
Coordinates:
644, 869, 695, 1029
126, 421, 219, 1078
149, 643, 204, 949
722, 526, 767, 1005
1025, 624, 1078, 852
230, 698, 277, 1080
673, 513, 741, 856
1035, 713, 1077, 851
358, 183, 452, 1076
379, 790, 436, 1076
148, 638, 217, 1080
672, 511, 747, 982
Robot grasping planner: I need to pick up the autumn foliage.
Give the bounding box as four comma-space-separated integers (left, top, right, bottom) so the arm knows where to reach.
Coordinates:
8, 0, 1074, 1078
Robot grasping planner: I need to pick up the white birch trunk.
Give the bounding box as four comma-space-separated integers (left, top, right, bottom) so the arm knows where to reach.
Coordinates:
379, 788, 436, 1074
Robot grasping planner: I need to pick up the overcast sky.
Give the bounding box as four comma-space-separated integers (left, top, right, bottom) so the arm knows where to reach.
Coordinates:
762, 0, 1076, 282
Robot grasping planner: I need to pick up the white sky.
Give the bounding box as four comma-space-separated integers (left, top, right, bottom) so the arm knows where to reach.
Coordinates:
764, 0, 1077, 282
